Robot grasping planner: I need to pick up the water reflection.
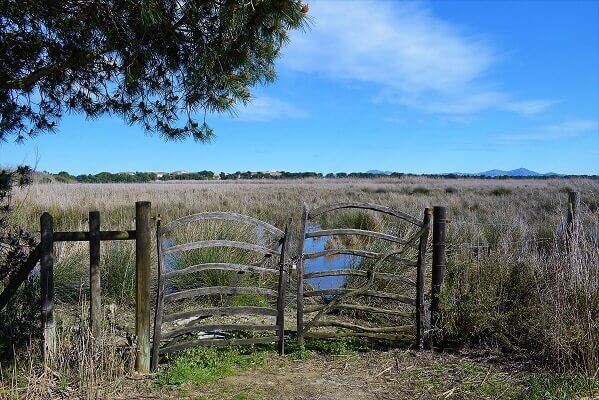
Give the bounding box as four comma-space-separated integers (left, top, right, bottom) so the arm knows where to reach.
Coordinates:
304, 224, 353, 290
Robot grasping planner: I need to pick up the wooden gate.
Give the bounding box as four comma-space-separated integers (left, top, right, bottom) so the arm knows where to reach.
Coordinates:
296, 202, 431, 348
151, 212, 290, 371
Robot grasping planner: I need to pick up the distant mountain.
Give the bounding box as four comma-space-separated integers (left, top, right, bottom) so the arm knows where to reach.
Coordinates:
366, 168, 563, 177
475, 168, 562, 177
366, 170, 393, 175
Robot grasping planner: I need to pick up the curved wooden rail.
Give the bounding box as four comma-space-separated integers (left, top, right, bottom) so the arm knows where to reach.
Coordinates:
162, 324, 278, 340
304, 289, 416, 306
163, 306, 278, 324
165, 262, 278, 279
302, 248, 416, 266
303, 269, 416, 286
164, 240, 280, 256
159, 211, 284, 237
308, 202, 423, 227
160, 336, 279, 355
304, 331, 414, 341
303, 304, 414, 317
164, 286, 278, 302
305, 228, 408, 244
311, 320, 415, 333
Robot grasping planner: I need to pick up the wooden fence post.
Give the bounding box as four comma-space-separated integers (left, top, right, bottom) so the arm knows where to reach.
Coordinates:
567, 192, 580, 237
430, 206, 447, 340
296, 204, 308, 347
40, 212, 56, 363
89, 211, 101, 339
277, 218, 291, 356
135, 201, 152, 373
415, 208, 432, 349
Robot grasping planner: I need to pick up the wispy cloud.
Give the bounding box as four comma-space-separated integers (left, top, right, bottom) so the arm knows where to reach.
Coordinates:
233, 96, 307, 122
496, 120, 599, 143
283, 1, 553, 116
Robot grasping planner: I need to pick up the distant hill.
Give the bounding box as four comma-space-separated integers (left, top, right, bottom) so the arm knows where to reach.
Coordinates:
474, 168, 561, 177
366, 170, 393, 175
365, 168, 563, 177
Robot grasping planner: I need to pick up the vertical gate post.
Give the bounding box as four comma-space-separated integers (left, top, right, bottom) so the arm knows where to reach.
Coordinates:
151, 216, 164, 372
277, 218, 291, 356
40, 212, 55, 363
89, 211, 101, 339
415, 208, 432, 349
430, 206, 447, 340
135, 201, 152, 373
296, 204, 308, 347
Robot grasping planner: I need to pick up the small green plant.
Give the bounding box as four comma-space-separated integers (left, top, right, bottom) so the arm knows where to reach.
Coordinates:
445, 186, 458, 194
288, 346, 311, 360
304, 338, 361, 356
157, 346, 266, 387
525, 374, 599, 400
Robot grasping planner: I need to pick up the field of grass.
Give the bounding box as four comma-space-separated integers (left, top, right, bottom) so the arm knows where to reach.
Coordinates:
1, 177, 598, 398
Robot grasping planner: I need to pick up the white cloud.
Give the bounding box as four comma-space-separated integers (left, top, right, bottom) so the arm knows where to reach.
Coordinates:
496, 120, 599, 143
503, 100, 558, 116
233, 96, 307, 122
282, 1, 554, 116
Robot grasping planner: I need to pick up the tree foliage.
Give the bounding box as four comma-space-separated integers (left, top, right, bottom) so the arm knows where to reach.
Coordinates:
0, 0, 308, 141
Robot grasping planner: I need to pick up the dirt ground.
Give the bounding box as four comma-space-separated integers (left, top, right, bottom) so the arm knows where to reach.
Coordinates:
123, 348, 540, 400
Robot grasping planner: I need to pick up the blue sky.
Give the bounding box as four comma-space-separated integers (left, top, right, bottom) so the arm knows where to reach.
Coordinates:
1, 0, 598, 175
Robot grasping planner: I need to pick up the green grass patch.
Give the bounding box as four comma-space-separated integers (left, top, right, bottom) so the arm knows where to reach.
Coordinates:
156, 346, 266, 387
524, 374, 599, 400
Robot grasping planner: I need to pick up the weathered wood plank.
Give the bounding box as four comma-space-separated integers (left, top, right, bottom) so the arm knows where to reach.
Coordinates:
159, 212, 284, 237
311, 320, 415, 333
296, 204, 309, 346
277, 218, 291, 355
89, 211, 101, 339
303, 269, 416, 286
159, 336, 279, 355
304, 289, 416, 305
151, 218, 166, 372
415, 209, 431, 349
164, 286, 278, 302
303, 304, 414, 318
40, 213, 55, 364
163, 306, 278, 323
164, 240, 280, 256
165, 263, 278, 279
308, 202, 423, 227
162, 324, 278, 340
306, 229, 408, 245
303, 249, 416, 266
303, 331, 415, 341
135, 201, 152, 373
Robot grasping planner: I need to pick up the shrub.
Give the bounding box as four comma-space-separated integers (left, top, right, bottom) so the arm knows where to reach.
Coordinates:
411, 186, 430, 195
490, 187, 512, 196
